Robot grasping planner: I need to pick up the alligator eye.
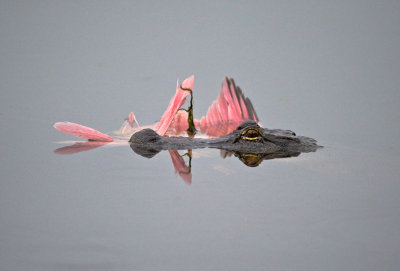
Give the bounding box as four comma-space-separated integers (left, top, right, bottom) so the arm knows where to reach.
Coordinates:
240, 128, 262, 141
246, 129, 259, 138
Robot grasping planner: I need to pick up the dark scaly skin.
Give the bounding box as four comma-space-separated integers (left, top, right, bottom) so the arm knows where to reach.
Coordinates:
129, 121, 321, 164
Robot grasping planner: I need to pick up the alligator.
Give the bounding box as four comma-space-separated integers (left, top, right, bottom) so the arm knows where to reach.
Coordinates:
129, 120, 320, 166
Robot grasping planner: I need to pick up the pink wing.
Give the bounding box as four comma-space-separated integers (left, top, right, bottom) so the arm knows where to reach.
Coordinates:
53, 122, 114, 142
196, 77, 259, 136
165, 77, 259, 137
200, 77, 258, 124
156, 75, 194, 136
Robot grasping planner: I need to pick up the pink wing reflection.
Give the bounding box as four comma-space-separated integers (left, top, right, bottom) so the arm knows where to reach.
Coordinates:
168, 150, 192, 185
54, 141, 111, 155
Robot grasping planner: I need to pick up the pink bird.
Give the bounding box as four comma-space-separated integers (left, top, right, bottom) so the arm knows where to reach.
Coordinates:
54, 75, 258, 142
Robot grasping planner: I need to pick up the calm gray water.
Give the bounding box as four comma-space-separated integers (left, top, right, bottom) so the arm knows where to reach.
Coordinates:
1, 1, 400, 270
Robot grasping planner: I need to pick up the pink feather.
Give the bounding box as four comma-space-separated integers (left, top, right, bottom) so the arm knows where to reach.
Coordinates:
53, 122, 114, 142
195, 77, 258, 136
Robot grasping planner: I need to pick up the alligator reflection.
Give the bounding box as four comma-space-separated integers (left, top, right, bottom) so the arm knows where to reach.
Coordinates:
131, 145, 304, 167
54, 142, 308, 184
224, 150, 302, 167
131, 147, 306, 185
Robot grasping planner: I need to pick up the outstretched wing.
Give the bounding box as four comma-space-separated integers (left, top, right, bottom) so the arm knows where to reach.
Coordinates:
195, 77, 259, 136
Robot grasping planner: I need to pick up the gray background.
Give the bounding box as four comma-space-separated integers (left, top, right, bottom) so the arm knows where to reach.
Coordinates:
1, 1, 399, 270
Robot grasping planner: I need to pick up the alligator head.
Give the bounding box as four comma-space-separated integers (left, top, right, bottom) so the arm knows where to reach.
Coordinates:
129, 121, 321, 163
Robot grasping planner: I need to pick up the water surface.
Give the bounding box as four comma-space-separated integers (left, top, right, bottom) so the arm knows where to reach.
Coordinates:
1, 1, 400, 270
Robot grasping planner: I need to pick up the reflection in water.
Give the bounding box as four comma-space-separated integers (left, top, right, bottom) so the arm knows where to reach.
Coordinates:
54, 137, 305, 185
134, 147, 304, 184
132, 144, 304, 167
54, 138, 306, 184
54, 141, 111, 155
168, 150, 192, 185
233, 150, 301, 167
